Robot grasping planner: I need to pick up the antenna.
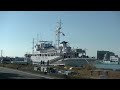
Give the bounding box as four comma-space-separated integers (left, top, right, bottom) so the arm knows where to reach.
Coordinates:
37, 34, 39, 42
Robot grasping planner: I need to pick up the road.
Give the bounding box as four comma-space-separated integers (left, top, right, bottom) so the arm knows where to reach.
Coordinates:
0, 67, 57, 79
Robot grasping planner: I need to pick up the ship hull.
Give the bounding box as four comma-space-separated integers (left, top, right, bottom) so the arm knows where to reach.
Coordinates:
95, 60, 120, 65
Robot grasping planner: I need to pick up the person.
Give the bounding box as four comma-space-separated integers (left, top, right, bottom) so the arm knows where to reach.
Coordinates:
47, 60, 49, 66
44, 70, 47, 75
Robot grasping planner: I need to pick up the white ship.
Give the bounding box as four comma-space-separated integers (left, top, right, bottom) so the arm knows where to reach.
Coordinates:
101, 53, 120, 64
24, 19, 93, 66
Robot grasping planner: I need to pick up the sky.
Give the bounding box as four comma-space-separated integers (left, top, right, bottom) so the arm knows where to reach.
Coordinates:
0, 11, 120, 57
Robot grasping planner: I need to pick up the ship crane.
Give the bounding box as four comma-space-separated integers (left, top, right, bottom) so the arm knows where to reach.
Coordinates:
84, 48, 88, 56
81, 48, 88, 57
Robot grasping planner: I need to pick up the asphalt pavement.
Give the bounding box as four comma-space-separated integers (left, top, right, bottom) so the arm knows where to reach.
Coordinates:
0, 67, 57, 79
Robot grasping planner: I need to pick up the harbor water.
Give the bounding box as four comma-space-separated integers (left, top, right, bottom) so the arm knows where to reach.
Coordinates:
94, 64, 120, 70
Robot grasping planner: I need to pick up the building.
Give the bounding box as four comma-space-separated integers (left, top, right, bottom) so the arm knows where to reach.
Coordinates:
97, 51, 115, 60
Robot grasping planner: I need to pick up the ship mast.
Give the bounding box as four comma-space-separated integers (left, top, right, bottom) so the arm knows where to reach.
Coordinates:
32, 38, 34, 54
1, 50, 3, 57
55, 19, 64, 49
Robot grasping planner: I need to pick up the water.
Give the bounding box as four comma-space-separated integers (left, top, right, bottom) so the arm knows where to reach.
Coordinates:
94, 60, 120, 70
94, 64, 120, 70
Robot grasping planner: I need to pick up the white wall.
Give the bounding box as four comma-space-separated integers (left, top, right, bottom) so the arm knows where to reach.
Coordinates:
31, 56, 60, 62
110, 56, 119, 61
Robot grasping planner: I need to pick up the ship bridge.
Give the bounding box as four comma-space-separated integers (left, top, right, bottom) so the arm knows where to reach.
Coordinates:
35, 41, 55, 51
